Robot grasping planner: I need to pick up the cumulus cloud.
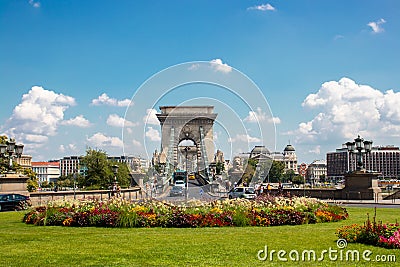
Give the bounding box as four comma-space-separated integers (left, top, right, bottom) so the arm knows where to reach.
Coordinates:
132, 139, 142, 148
61, 115, 91, 127
87, 133, 123, 148
59, 144, 78, 153
308, 145, 321, 154
243, 107, 281, 124
290, 77, 400, 145
91, 93, 131, 107
228, 134, 261, 143
107, 114, 138, 127
367, 18, 386, 33
209, 59, 232, 73
145, 127, 161, 141
247, 3, 276, 11
143, 108, 160, 125
2, 86, 76, 146
29, 0, 40, 8
188, 63, 200, 71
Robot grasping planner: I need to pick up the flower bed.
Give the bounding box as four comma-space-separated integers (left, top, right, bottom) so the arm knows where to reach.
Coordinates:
337, 211, 400, 249
23, 196, 348, 228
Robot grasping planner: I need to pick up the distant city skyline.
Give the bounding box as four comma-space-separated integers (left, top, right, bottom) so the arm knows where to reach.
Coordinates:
1, 1, 399, 163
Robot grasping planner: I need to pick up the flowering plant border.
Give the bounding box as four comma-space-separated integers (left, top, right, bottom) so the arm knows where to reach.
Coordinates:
337, 208, 400, 249
23, 196, 348, 228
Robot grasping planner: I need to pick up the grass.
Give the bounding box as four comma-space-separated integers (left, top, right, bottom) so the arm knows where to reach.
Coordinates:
0, 207, 399, 266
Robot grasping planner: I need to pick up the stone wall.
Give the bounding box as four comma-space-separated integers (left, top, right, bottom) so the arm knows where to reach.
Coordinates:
29, 187, 142, 206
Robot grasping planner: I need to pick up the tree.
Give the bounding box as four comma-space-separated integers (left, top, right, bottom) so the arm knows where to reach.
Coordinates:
215, 162, 225, 175
292, 175, 305, 185
23, 168, 39, 192
0, 135, 9, 173
267, 161, 285, 183
112, 161, 131, 188
241, 158, 257, 185
319, 174, 327, 183
80, 148, 111, 189
80, 148, 132, 189
282, 170, 295, 183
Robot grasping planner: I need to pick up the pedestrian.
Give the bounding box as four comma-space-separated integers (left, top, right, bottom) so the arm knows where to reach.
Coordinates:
255, 183, 261, 196
116, 184, 121, 197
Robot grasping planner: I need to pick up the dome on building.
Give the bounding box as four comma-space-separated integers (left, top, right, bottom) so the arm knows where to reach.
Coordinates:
284, 144, 296, 152
250, 146, 270, 158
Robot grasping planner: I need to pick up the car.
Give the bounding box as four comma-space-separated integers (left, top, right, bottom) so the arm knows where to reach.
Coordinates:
188, 173, 196, 180
0, 193, 31, 211
169, 186, 184, 197
174, 180, 186, 188
228, 187, 256, 200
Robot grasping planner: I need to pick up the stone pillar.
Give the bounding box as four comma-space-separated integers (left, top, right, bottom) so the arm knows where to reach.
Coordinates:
342, 170, 381, 200
0, 173, 29, 193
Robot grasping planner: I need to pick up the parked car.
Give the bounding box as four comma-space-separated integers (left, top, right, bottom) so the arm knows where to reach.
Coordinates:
0, 194, 31, 211
169, 186, 184, 197
228, 187, 256, 200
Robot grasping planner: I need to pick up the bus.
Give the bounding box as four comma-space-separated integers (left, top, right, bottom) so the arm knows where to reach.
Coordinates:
173, 170, 187, 183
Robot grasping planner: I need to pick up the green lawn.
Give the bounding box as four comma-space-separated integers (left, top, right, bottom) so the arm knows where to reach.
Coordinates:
0, 207, 399, 266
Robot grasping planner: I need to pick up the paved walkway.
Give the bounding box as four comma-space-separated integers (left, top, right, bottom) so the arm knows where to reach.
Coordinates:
326, 199, 400, 208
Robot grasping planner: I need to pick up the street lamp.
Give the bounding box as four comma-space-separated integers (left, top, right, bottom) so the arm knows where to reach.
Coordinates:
73, 169, 77, 200
0, 138, 24, 172
346, 135, 372, 171
183, 146, 191, 201
112, 165, 119, 184
109, 165, 119, 197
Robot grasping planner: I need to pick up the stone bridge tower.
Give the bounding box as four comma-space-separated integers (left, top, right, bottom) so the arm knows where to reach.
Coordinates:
156, 106, 217, 175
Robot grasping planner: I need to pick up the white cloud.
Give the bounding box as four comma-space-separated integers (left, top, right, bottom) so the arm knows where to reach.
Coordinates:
25, 134, 48, 143
132, 139, 142, 147
228, 134, 261, 143
367, 18, 386, 34
247, 3, 276, 11
269, 117, 281, 124
29, 0, 40, 8
308, 145, 321, 154
59, 144, 77, 153
143, 108, 159, 125
2, 86, 76, 146
61, 115, 91, 128
188, 64, 200, 71
87, 132, 123, 148
145, 127, 161, 141
209, 59, 232, 73
291, 77, 400, 145
334, 35, 344, 40
107, 114, 138, 127
91, 93, 131, 107
243, 107, 281, 124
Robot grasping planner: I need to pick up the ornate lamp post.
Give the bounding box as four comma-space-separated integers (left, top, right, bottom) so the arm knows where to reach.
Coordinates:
346, 135, 372, 171
183, 146, 190, 201
0, 139, 24, 172
112, 165, 119, 184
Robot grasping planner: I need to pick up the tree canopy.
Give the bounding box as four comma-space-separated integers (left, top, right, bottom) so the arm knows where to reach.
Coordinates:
80, 148, 131, 189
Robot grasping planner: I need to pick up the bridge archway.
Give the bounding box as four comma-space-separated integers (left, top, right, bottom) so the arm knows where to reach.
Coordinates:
156, 106, 217, 178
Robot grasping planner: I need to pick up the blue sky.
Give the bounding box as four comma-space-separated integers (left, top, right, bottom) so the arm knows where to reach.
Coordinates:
1, 1, 400, 164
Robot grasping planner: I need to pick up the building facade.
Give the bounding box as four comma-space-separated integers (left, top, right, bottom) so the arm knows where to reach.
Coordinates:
272, 144, 299, 174
32, 161, 60, 184
60, 156, 82, 177
327, 145, 400, 180
306, 159, 327, 184
16, 155, 32, 170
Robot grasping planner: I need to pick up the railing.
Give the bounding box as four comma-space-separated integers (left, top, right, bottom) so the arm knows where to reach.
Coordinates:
29, 187, 142, 206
